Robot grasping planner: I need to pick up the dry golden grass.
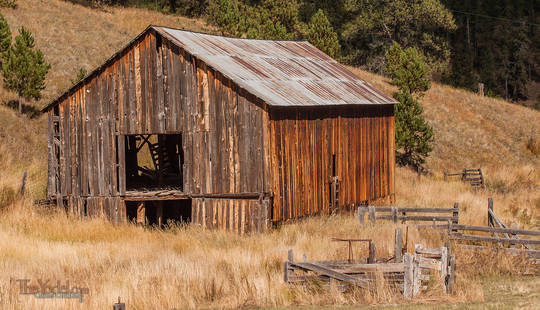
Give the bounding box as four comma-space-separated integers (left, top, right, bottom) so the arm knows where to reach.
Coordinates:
0, 199, 480, 310
0, 165, 537, 309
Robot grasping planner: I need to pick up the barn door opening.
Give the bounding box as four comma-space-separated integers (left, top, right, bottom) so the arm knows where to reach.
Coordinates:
125, 199, 191, 227
124, 134, 184, 191
329, 154, 340, 212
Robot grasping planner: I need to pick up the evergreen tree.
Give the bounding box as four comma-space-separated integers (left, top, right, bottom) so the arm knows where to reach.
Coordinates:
385, 42, 433, 169
306, 9, 340, 58
0, 13, 11, 62
2, 27, 51, 116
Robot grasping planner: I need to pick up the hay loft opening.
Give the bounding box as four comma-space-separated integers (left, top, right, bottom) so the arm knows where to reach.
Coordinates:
124, 134, 184, 191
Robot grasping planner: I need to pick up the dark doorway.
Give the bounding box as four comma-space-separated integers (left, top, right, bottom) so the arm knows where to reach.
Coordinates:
126, 199, 192, 227
124, 134, 184, 190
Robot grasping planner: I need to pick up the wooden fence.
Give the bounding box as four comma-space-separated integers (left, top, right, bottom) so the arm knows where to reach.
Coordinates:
283, 230, 455, 298
358, 205, 459, 226
444, 168, 484, 189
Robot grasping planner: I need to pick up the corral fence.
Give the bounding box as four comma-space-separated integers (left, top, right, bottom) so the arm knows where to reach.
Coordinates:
358, 205, 459, 228
444, 168, 485, 189
283, 229, 455, 298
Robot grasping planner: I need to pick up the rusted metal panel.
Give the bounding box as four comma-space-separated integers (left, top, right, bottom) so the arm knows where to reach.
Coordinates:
157, 27, 397, 107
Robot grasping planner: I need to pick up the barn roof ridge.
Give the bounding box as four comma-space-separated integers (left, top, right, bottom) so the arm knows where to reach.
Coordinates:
43, 25, 396, 112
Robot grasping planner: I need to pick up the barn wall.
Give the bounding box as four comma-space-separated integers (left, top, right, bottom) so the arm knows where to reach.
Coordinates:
191, 198, 270, 233
268, 105, 395, 222
47, 29, 267, 214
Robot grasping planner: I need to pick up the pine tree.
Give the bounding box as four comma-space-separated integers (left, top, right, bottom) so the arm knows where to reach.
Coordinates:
2, 27, 51, 116
0, 13, 10, 59
306, 9, 340, 58
385, 42, 433, 170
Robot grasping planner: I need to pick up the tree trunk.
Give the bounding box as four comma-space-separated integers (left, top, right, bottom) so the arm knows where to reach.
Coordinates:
18, 95, 22, 116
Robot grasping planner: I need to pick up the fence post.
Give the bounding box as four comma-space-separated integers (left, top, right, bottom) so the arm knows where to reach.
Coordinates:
403, 253, 413, 298
452, 203, 459, 232
368, 242, 376, 264
19, 171, 27, 197
113, 297, 125, 310
394, 228, 403, 263
391, 206, 398, 223
448, 254, 456, 294
487, 198, 494, 227
358, 206, 365, 226
368, 206, 376, 224
441, 243, 449, 293
284, 249, 294, 284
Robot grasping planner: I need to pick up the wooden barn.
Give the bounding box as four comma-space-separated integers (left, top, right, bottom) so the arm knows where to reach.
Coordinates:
43, 26, 397, 233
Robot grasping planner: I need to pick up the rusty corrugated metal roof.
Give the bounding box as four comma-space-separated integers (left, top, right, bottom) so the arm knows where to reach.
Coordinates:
44, 25, 396, 112
156, 26, 396, 107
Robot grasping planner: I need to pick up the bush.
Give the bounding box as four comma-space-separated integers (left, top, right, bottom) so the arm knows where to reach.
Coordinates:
0, 0, 16, 9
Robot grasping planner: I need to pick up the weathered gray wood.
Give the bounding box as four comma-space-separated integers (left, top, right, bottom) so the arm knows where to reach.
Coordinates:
456, 244, 540, 259
290, 262, 368, 288
331, 263, 405, 273
288, 249, 294, 262
403, 253, 413, 298
391, 206, 398, 223
418, 224, 540, 236
377, 215, 458, 222
415, 245, 443, 257
450, 233, 540, 245
368, 206, 376, 223
371, 206, 457, 213
394, 228, 403, 263
368, 242, 376, 264
358, 207, 365, 225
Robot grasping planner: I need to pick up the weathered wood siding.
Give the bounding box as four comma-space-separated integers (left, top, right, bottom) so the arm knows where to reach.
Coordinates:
191, 198, 270, 233
47, 29, 267, 215
268, 106, 395, 222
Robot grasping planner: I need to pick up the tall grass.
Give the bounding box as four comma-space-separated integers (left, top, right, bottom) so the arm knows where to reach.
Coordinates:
1, 166, 537, 309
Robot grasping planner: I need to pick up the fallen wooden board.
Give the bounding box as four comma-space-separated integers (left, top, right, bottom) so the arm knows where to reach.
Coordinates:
290, 262, 369, 288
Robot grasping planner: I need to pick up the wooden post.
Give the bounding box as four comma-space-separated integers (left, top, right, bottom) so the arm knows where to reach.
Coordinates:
358, 206, 365, 225
488, 198, 494, 227
440, 243, 449, 293
452, 203, 459, 232
368, 242, 376, 264
156, 201, 163, 228
448, 254, 456, 294
136, 202, 145, 225
478, 83, 484, 97
391, 206, 398, 223
284, 249, 293, 284
113, 297, 125, 310
412, 257, 420, 296
19, 171, 27, 197
403, 253, 413, 298
394, 228, 403, 263
368, 206, 376, 224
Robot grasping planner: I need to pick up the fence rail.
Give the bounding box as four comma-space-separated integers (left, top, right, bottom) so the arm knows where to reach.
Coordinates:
358, 205, 459, 226
444, 168, 485, 188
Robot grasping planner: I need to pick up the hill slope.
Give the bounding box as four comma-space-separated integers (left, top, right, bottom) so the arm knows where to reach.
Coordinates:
0, 0, 538, 199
